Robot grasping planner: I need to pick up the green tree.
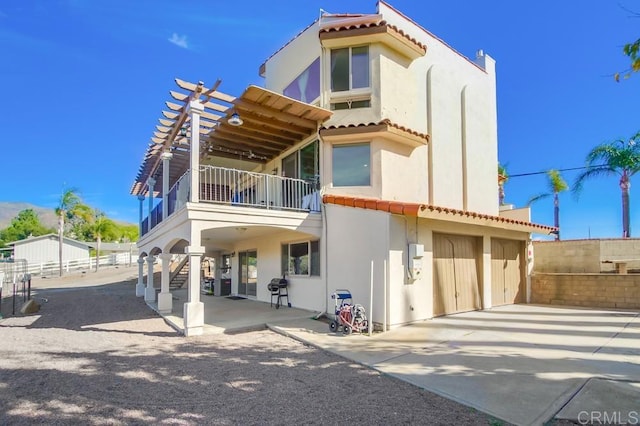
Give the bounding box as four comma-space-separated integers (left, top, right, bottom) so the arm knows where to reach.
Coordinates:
527, 170, 568, 240
55, 188, 90, 276
87, 210, 117, 271
498, 162, 509, 206
116, 223, 139, 243
616, 38, 640, 81
0, 209, 55, 247
573, 133, 640, 238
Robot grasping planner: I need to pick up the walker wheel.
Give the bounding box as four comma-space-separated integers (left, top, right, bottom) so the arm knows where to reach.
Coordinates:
342, 325, 352, 335
329, 320, 338, 332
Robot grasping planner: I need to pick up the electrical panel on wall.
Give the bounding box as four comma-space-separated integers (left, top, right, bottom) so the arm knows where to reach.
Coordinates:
408, 243, 424, 281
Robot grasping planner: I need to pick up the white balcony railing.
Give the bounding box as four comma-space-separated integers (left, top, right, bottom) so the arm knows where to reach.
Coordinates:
142, 166, 320, 236
198, 165, 320, 212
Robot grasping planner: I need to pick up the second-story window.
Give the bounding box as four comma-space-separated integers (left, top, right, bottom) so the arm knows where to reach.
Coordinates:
331, 46, 369, 92
332, 142, 370, 186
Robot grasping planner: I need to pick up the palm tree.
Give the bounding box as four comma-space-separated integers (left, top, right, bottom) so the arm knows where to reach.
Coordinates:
89, 210, 116, 272
573, 132, 640, 238
55, 188, 88, 276
498, 162, 509, 205
528, 169, 568, 240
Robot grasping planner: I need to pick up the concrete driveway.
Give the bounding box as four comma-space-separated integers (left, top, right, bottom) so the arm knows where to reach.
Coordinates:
269, 304, 640, 426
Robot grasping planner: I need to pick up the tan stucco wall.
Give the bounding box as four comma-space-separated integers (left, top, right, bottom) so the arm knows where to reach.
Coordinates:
230, 229, 325, 313
379, 2, 498, 216
262, 4, 499, 217
322, 135, 429, 203
325, 204, 389, 325
531, 273, 640, 309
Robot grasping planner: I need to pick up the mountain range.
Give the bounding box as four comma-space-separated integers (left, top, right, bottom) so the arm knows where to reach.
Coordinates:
0, 202, 59, 229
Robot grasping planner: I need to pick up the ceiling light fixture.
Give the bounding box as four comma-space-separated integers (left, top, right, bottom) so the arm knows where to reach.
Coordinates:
228, 112, 243, 127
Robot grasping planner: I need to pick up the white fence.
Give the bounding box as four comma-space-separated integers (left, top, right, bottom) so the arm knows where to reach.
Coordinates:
0, 252, 133, 282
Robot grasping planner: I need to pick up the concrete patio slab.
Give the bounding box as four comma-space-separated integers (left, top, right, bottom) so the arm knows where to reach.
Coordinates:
153, 289, 319, 334
268, 304, 640, 426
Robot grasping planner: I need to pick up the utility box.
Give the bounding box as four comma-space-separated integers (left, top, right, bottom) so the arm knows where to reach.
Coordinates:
408, 243, 424, 280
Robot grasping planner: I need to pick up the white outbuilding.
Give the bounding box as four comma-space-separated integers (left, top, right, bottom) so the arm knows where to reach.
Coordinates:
8, 234, 91, 266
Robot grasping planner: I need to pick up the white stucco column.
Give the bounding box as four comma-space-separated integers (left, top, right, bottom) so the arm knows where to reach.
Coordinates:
161, 151, 173, 220
147, 177, 156, 232
136, 257, 146, 297
482, 235, 492, 310
144, 255, 156, 302
183, 244, 205, 336
157, 253, 173, 313
188, 100, 204, 203
526, 239, 534, 303
137, 195, 145, 237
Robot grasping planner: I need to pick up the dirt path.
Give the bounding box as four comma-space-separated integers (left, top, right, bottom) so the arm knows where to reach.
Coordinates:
0, 271, 496, 425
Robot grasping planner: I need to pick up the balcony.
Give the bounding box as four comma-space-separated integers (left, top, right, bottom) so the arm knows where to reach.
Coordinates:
141, 165, 320, 236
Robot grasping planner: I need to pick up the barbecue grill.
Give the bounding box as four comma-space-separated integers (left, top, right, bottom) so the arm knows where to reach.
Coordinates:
268, 277, 289, 309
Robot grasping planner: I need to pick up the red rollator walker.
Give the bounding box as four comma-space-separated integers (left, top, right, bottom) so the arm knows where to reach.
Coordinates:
329, 289, 369, 335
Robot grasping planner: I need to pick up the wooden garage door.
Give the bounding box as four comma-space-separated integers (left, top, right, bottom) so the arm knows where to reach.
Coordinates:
433, 234, 482, 316
491, 238, 524, 306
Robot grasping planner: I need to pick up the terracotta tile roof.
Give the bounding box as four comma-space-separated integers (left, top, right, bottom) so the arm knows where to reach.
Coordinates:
319, 20, 427, 52
323, 194, 557, 233
321, 119, 429, 142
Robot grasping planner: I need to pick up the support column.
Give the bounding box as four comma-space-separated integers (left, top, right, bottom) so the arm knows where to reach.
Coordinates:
188, 100, 204, 203
137, 195, 145, 237
144, 255, 157, 302
136, 256, 146, 297
482, 235, 492, 310
161, 152, 173, 220
183, 244, 205, 336
147, 177, 156, 232
157, 253, 173, 313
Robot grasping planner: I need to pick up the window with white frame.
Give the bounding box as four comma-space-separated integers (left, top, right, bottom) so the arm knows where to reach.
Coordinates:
330, 46, 369, 92
281, 240, 320, 276
332, 142, 370, 186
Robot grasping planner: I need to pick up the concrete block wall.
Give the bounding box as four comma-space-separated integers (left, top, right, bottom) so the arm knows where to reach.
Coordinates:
531, 273, 640, 309
533, 240, 600, 273
533, 239, 640, 273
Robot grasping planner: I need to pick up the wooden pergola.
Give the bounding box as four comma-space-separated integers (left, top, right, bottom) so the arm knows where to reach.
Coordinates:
131, 79, 332, 197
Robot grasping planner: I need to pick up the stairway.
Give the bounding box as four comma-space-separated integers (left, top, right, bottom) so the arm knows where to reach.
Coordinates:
169, 256, 189, 290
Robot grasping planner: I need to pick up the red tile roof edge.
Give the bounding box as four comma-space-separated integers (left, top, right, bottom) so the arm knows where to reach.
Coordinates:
322, 194, 556, 231
319, 20, 427, 52
321, 119, 429, 142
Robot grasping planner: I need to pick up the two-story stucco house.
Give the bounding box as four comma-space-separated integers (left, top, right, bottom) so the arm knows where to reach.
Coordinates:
131, 1, 554, 336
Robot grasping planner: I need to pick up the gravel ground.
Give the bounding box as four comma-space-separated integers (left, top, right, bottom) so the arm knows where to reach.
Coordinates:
1, 269, 499, 425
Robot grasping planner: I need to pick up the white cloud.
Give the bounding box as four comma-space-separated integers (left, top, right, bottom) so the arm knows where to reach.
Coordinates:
168, 33, 189, 49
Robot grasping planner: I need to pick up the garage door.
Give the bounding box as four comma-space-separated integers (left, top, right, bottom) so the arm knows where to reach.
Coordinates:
433, 234, 482, 316
491, 238, 524, 306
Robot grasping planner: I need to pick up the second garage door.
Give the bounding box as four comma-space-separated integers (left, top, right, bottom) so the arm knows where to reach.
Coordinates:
433, 233, 482, 316
491, 238, 525, 306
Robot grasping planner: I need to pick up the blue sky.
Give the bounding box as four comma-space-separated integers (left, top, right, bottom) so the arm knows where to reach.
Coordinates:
1, 0, 638, 240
